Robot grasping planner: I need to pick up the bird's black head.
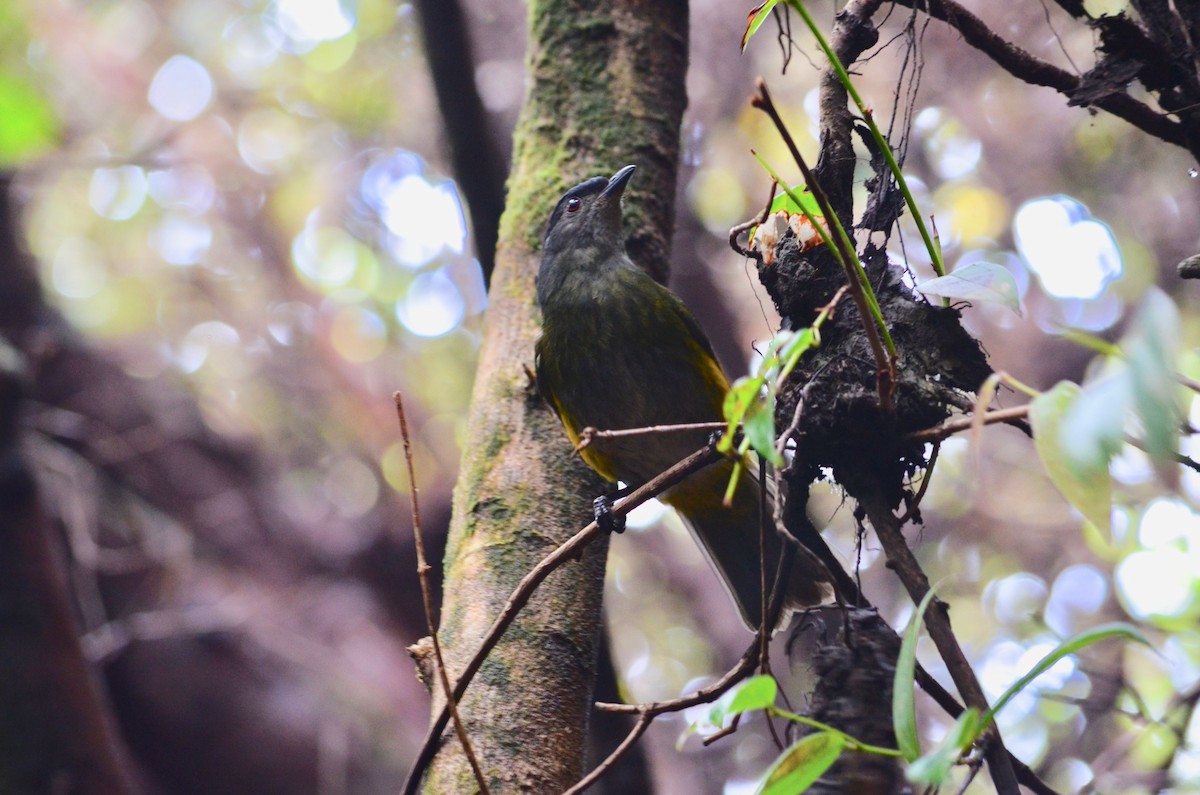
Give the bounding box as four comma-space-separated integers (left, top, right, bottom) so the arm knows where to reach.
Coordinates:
541, 165, 636, 258
537, 165, 637, 307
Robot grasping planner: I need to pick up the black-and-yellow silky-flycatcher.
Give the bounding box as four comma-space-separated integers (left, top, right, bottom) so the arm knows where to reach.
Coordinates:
535, 164, 829, 629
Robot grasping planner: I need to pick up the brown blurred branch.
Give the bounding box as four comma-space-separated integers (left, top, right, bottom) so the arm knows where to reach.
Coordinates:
1, 170, 420, 792
411, 0, 507, 282
0, 340, 136, 794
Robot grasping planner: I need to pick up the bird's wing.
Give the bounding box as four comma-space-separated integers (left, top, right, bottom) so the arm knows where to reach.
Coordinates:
533, 338, 564, 422
663, 286, 723, 371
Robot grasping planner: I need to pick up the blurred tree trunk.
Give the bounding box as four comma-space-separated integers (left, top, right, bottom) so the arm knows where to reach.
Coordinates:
424, 0, 688, 791
411, 0, 507, 283
0, 342, 136, 795
0, 169, 421, 793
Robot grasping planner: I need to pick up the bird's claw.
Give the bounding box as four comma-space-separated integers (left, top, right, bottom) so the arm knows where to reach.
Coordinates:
594, 495, 626, 534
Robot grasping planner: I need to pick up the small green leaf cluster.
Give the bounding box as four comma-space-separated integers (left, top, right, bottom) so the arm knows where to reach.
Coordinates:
718, 324, 822, 503
684, 606, 1148, 793
694, 674, 879, 795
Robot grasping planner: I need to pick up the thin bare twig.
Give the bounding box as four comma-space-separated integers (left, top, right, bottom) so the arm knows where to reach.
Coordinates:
573, 514, 804, 792
905, 405, 1030, 443
701, 713, 745, 747
594, 640, 762, 715
1122, 434, 1200, 474
758, 456, 771, 668
896, 441, 938, 525
1177, 372, 1200, 393
402, 444, 723, 795
755, 455, 788, 752
728, 180, 779, 261
561, 713, 654, 795
889, 0, 1192, 154
576, 421, 729, 451
570, 642, 763, 794
395, 394, 491, 795
954, 753, 986, 795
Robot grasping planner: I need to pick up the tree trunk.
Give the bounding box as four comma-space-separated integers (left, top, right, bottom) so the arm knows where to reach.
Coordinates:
424, 0, 688, 791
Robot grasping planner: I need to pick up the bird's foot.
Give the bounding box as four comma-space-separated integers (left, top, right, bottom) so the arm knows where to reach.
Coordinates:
593, 495, 626, 534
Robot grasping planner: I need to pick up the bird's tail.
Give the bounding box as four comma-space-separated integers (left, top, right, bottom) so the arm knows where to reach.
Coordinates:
662, 458, 831, 630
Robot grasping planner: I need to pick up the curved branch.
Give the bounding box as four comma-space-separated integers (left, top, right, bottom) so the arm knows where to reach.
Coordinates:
891, 0, 1193, 154
403, 445, 721, 795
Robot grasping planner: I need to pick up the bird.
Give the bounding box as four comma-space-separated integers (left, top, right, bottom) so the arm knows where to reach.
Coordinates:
534, 164, 830, 630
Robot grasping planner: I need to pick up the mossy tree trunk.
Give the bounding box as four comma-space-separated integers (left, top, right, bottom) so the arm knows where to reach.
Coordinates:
424, 0, 688, 792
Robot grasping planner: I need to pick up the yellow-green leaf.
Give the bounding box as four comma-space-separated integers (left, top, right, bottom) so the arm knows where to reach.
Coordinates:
769, 186, 823, 219
906, 708, 981, 786
728, 674, 778, 716
744, 395, 783, 466
1030, 381, 1112, 535
759, 732, 845, 795
894, 589, 938, 762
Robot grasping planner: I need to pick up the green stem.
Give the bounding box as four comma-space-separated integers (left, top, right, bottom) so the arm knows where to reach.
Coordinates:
768, 706, 905, 757
999, 372, 1040, 398
754, 152, 897, 359
786, 0, 945, 277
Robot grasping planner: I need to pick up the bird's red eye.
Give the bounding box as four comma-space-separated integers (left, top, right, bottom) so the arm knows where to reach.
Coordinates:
566, 197, 582, 213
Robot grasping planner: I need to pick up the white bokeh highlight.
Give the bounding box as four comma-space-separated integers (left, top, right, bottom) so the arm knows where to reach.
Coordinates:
148, 55, 214, 121
1014, 196, 1121, 300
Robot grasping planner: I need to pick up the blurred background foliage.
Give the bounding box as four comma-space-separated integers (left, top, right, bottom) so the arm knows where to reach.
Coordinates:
2, 0, 1199, 793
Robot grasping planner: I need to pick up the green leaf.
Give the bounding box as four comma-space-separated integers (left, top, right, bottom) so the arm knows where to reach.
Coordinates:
727, 674, 778, 716
744, 395, 783, 466
894, 588, 938, 762
0, 69, 59, 166
906, 708, 981, 786
741, 0, 782, 52
758, 732, 845, 795
769, 186, 824, 219
721, 375, 762, 454
1059, 371, 1130, 478
982, 623, 1151, 726
777, 327, 818, 380
916, 262, 1022, 316
1123, 288, 1181, 480
1030, 381, 1112, 535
